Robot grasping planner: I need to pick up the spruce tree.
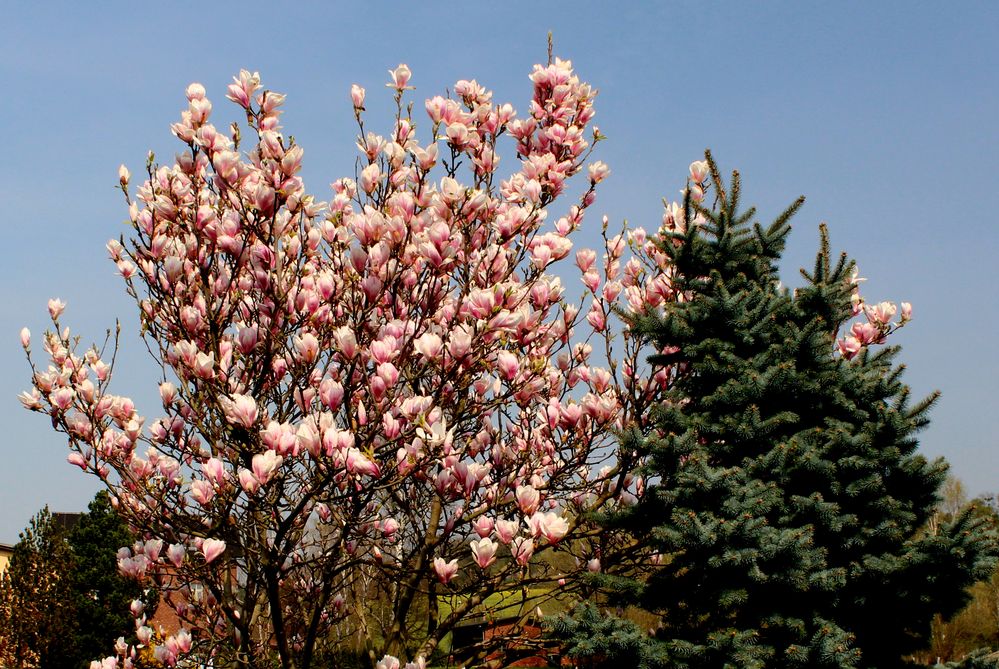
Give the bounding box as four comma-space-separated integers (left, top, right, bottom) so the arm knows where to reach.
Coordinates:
67, 491, 154, 669
552, 154, 998, 668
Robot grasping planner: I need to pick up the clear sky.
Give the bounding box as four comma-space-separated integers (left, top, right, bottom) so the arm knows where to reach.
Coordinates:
1, 2, 997, 542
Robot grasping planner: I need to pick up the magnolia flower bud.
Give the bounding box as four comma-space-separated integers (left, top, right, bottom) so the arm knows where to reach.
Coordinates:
387, 64, 412, 90
48, 298, 66, 320
351, 84, 365, 108
689, 159, 709, 183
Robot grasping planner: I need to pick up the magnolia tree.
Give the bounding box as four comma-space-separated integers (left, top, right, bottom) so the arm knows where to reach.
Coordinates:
20, 58, 682, 669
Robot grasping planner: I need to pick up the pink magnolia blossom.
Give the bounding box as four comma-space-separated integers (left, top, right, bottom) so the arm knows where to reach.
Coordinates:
689, 159, 709, 183
293, 332, 319, 363
351, 84, 366, 109
193, 352, 215, 379
251, 451, 283, 484
359, 164, 381, 194
261, 421, 298, 456
167, 543, 186, 568
190, 479, 215, 506
238, 468, 260, 494
174, 629, 192, 654
142, 539, 163, 562
345, 448, 380, 477
527, 511, 569, 544
515, 485, 541, 515
18, 389, 41, 410
417, 419, 451, 448
837, 335, 863, 359
495, 519, 520, 544
387, 64, 412, 90
297, 421, 321, 457
376, 362, 400, 388
67, 451, 87, 470
864, 301, 897, 326
226, 69, 260, 107
159, 382, 177, 405
472, 516, 494, 538
47, 298, 66, 319
432, 557, 458, 584
154, 645, 177, 667
185, 82, 206, 101
495, 351, 519, 381
237, 326, 258, 353
319, 378, 344, 410
447, 328, 473, 360
510, 537, 535, 566
50, 388, 75, 411
136, 626, 153, 646
118, 553, 150, 580
851, 321, 881, 345
470, 537, 498, 569
130, 599, 144, 618
202, 457, 226, 485
576, 249, 597, 273
588, 161, 610, 184
414, 332, 443, 360
222, 394, 258, 428
201, 538, 226, 564
586, 302, 607, 331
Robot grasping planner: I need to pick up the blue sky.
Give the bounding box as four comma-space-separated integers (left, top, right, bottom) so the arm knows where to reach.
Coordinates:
1, 2, 997, 541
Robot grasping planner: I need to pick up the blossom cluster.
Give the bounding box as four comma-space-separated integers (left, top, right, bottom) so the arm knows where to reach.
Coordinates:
835, 267, 911, 359
21, 53, 910, 667
21, 59, 677, 666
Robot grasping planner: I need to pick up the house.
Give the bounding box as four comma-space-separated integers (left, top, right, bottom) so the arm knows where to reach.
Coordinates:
442, 587, 574, 667
0, 542, 13, 576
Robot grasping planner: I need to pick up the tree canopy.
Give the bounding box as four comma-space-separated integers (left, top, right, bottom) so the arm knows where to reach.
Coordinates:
0, 492, 152, 669
551, 155, 999, 669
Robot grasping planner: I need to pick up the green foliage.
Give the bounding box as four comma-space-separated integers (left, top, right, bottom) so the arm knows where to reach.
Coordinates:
545, 603, 652, 668
67, 491, 155, 669
0, 492, 152, 669
921, 495, 999, 663
0, 507, 78, 669
554, 154, 999, 668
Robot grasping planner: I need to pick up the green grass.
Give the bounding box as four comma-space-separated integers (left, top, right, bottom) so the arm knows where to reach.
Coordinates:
438, 586, 575, 625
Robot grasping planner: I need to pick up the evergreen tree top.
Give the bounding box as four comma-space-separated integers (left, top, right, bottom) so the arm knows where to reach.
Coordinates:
552, 152, 999, 669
